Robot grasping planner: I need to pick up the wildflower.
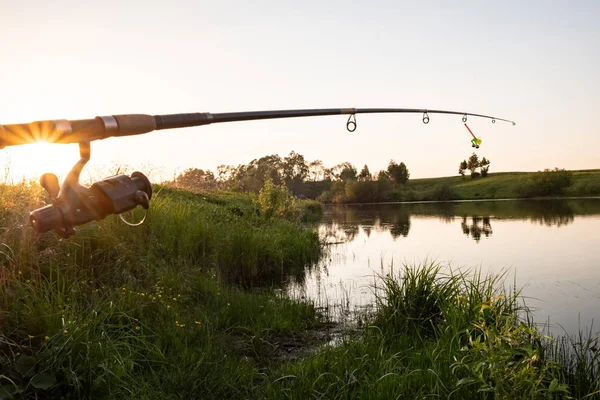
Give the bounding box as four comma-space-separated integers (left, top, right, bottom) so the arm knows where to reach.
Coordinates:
195, 321, 201, 325
227, 303, 230, 307
18, 270, 22, 275
63, 329, 68, 333
26, 280, 31, 283
167, 305, 171, 309
172, 298, 177, 301
44, 336, 50, 341
158, 294, 162, 298
141, 293, 145, 296
28, 335, 34, 339
135, 326, 141, 331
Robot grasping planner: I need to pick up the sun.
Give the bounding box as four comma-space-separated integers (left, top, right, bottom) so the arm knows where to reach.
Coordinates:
0, 142, 79, 183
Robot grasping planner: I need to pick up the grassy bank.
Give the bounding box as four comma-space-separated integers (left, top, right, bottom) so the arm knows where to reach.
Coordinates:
0, 182, 325, 398
312, 169, 600, 203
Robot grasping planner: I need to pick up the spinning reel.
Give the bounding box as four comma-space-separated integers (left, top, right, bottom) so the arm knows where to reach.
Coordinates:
29, 142, 152, 238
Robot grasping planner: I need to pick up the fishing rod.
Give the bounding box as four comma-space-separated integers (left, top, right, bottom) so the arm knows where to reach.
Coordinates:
0, 107, 515, 237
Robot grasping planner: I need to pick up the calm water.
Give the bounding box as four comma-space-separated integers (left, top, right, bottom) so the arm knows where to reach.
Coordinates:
291, 199, 600, 336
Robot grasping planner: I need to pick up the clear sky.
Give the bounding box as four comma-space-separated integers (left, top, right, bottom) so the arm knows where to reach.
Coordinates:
1, 0, 599, 182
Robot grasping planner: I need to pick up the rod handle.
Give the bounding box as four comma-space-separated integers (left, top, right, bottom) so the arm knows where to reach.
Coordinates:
113, 114, 157, 136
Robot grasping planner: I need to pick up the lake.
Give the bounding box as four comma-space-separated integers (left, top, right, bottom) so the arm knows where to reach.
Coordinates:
290, 199, 600, 337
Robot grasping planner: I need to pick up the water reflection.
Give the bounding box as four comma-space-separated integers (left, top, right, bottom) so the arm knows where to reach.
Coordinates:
520, 201, 575, 227
461, 216, 493, 242
295, 198, 600, 337
322, 199, 600, 243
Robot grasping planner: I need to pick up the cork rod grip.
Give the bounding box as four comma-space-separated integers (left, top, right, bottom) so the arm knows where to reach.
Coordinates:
113, 114, 157, 137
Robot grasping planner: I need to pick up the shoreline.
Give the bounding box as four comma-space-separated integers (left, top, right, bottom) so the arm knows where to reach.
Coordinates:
322, 195, 600, 206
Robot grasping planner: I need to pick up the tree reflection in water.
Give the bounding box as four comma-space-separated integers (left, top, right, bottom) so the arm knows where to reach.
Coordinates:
521, 201, 575, 227
461, 216, 493, 242
320, 199, 599, 244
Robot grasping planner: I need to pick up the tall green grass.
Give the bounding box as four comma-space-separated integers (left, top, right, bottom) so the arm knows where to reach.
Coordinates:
0, 182, 324, 398
263, 263, 599, 399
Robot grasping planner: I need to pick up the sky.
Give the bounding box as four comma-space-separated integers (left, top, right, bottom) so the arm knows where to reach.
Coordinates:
1, 0, 599, 182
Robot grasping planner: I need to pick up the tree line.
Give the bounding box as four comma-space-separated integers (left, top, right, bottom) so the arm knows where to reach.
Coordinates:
169, 151, 411, 197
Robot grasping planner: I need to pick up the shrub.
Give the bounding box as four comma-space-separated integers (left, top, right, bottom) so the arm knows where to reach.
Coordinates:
516, 168, 573, 198
344, 181, 379, 203
256, 179, 296, 220
295, 200, 323, 223
571, 181, 600, 196
417, 184, 459, 201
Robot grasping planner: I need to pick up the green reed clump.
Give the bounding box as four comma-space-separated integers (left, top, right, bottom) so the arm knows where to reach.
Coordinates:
373, 262, 457, 337
543, 325, 600, 398
264, 263, 591, 399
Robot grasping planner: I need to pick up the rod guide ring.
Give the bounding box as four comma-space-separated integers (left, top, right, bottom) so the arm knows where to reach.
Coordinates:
346, 114, 357, 132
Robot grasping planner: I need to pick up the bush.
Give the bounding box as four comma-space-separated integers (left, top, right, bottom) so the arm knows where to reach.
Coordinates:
256, 179, 296, 220
417, 184, 459, 201
515, 168, 573, 198
571, 181, 600, 196
295, 200, 323, 223
344, 181, 379, 203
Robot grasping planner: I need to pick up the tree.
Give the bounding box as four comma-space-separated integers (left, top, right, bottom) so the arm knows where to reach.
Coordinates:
376, 170, 390, 182
387, 160, 410, 185
467, 153, 480, 178
216, 164, 235, 184
232, 154, 284, 192
479, 157, 490, 177
458, 160, 467, 178
308, 160, 325, 182
174, 168, 216, 191
280, 151, 308, 194
358, 164, 372, 181
333, 162, 357, 181
256, 155, 284, 185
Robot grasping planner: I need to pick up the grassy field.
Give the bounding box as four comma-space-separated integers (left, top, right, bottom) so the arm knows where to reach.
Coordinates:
0, 181, 598, 398
311, 169, 600, 204
406, 169, 600, 201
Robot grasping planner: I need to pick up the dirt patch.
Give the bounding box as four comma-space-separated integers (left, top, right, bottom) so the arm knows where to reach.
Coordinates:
269, 323, 355, 362
226, 322, 358, 368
